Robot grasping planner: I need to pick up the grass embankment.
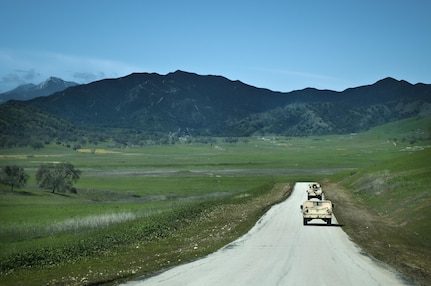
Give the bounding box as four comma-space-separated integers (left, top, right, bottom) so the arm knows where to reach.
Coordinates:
0, 181, 292, 285
326, 147, 431, 286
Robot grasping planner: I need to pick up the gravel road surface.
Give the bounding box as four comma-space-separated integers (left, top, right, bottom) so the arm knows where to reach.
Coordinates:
124, 182, 408, 286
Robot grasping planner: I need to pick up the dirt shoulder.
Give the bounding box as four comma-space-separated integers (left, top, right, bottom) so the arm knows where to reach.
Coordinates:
323, 180, 430, 286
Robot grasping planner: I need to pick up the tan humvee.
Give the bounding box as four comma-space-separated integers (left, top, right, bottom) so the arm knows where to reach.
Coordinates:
300, 200, 334, 225
306, 182, 324, 200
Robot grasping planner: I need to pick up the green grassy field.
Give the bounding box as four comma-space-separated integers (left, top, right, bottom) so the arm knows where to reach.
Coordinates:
1, 114, 430, 285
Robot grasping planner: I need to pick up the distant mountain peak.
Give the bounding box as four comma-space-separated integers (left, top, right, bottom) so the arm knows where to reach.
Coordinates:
48, 76, 62, 81
0, 77, 79, 103
37, 76, 77, 89
375, 77, 412, 84
373, 77, 412, 89
379, 77, 398, 82
166, 70, 201, 79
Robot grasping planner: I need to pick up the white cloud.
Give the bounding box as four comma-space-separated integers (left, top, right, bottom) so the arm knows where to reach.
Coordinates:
36, 51, 142, 83
0, 49, 142, 91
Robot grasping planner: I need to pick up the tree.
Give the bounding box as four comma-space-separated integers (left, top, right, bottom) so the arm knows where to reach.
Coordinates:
0, 165, 29, 192
31, 141, 44, 149
36, 162, 81, 193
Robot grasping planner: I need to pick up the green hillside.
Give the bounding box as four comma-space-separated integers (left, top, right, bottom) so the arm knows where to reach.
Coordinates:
335, 147, 430, 236
327, 117, 431, 285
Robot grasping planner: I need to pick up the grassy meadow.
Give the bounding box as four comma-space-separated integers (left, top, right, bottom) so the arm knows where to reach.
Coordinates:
1, 114, 430, 285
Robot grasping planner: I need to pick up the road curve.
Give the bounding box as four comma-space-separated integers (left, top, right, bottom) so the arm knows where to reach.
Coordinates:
124, 182, 408, 286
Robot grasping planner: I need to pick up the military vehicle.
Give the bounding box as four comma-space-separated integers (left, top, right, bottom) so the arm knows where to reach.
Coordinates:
300, 200, 334, 225
306, 182, 324, 200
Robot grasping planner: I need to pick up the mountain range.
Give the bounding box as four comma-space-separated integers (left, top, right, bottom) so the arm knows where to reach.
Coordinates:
0, 77, 78, 103
24, 71, 431, 134
1, 70, 430, 147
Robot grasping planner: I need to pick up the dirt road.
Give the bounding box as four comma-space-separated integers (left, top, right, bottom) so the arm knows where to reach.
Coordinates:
124, 182, 408, 286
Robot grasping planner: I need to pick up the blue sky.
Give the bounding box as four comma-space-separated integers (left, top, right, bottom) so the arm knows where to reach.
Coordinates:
0, 0, 430, 93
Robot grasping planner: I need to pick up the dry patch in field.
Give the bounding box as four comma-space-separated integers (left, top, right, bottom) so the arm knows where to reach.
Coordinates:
76, 148, 121, 154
